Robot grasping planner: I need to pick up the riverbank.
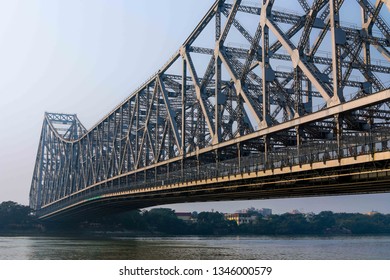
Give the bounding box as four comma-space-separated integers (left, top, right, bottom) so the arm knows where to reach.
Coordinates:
3, 201, 390, 236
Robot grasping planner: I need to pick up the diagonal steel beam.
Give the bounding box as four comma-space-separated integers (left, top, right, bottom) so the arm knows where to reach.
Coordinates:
357, 0, 390, 40
200, 56, 216, 91
158, 75, 182, 151
240, 17, 262, 82
298, 0, 327, 51
219, 0, 243, 44
184, 50, 215, 139
269, 19, 305, 59
298, 0, 311, 12
266, 18, 332, 104
156, 121, 169, 162
183, 0, 223, 47
221, 6, 253, 43
364, 0, 384, 30
146, 125, 157, 163
135, 81, 158, 168
309, 0, 345, 57
218, 49, 262, 128
189, 88, 390, 155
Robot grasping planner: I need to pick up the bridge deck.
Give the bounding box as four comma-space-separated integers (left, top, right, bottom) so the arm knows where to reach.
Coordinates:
38, 145, 390, 220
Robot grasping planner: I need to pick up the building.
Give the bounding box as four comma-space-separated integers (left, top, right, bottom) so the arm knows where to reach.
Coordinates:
236, 207, 272, 217
366, 211, 380, 216
224, 213, 256, 225
258, 208, 272, 217
175, 212, 194, 222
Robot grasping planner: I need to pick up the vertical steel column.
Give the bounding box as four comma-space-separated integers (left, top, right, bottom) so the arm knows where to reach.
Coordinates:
330, 0, 344, 104
294, 68, 302, 117
181, 56, 187, 177
260, 0, 273, 166
305, 43, 312, 113
214, 2, 222, 145
105, 117, 110, 181
196, 151, 200, 178
237, 142, 241, 171
156, 78, 160, 164
216, 2, 221, 41
296, 125, 302, 165
144, 94, 149, 181
335, 114, 343, 158
135, 92, 140, 169
166, 124, 169, 179
263, 135, 270, 169
71, 142, 78, 193
261, 0, 273, 127
215, 57, 222, 144
36, 121, 47, 209
361, 3, 373, 94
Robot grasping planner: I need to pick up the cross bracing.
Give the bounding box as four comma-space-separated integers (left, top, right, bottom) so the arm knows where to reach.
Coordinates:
30, 0, 390, 218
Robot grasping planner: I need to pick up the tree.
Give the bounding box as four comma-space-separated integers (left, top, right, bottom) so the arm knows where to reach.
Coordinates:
193, 211, 238, 235
0, 201, 33, 230
143, 208, 189, 234
312, 211, 336, 233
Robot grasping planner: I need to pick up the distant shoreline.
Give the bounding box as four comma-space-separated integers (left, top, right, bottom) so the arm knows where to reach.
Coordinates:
2, 230, 390, 238
2, 201, 390, 237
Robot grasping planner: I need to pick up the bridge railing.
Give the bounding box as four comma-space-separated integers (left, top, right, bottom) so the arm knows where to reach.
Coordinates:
37, 132, 390, 217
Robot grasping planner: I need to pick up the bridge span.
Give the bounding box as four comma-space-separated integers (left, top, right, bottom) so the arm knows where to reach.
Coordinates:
30, 0, 390, 221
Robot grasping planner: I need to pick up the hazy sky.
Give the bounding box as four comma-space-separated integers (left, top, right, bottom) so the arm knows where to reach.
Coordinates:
1, 0, 390, 214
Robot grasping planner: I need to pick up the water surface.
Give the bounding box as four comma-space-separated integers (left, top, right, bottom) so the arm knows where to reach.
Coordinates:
1, 235, 389, 260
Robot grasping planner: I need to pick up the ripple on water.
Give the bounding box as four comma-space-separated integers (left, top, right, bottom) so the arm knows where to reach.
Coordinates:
1, 235, 390, 260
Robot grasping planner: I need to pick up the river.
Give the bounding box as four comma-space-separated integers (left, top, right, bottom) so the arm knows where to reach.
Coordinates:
1, 235, 390, 260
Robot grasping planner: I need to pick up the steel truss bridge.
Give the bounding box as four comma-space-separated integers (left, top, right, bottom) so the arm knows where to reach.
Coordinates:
30, 0, 390, 221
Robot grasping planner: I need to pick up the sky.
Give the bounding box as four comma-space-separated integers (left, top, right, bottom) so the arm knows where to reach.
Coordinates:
0, 0, 390, 215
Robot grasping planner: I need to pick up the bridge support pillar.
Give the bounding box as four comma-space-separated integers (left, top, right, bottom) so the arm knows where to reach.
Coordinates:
335, 114, 343, 159
196, 152, 200, 178
215, 148, 220, 178
263, 135, 270, 170
296, 125, 303, 166
237, 143, 242, 172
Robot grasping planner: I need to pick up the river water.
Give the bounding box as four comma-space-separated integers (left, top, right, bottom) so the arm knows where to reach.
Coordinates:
1, 235, 390, 260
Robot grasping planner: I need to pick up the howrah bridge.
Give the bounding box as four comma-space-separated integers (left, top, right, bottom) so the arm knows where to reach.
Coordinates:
29, 0, 390, 221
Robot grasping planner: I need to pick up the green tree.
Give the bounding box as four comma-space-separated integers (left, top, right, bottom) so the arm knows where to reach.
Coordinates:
312, 211, 336, 233
143, 208, 189, 234
118, 210, 147, 230
193, 211, 238, 235
0, 201, 34, 230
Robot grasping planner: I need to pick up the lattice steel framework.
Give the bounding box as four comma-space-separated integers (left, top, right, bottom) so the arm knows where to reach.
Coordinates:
30, 0, 390, 215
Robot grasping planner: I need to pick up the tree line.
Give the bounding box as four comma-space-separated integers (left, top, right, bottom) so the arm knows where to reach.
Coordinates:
2, 201, 390, 235
88, 208, 390, 235
0, 201, 35, 232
